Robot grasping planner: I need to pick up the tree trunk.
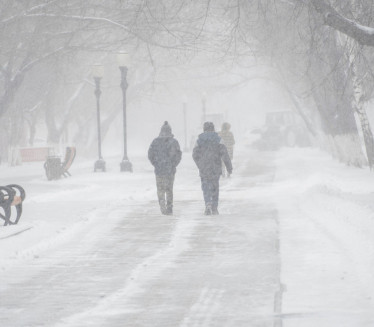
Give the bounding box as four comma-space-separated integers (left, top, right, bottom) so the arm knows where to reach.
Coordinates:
346, 38, 374, 169
352, 72, 374, 168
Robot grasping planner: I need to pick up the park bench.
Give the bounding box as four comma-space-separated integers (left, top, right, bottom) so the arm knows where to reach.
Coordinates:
0, 184, 26, 226
20, 147, 52, 162
44, 146, 76, 180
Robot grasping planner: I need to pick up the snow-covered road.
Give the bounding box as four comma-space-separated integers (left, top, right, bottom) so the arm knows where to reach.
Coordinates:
1, 146, 374, 326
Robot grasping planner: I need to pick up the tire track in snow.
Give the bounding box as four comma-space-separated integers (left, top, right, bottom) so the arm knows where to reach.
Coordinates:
54, 210, 199, 327
180, 287, 224, 327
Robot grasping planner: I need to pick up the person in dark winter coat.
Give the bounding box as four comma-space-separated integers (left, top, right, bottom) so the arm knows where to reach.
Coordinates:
192, 121, 232, 215
148, 121, 182, 215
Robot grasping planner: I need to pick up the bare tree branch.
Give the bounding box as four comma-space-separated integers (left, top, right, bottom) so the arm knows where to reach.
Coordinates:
310, 0, 374, 46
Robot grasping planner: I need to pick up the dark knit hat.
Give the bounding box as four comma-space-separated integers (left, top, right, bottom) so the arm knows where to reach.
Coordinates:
159, 121, 172, 136
203, 121, 215, 132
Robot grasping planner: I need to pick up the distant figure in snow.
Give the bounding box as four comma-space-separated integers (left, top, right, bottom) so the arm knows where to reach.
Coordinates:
192, 122, 232, 215
218, 122, 235, 177
148, 121, 182, 215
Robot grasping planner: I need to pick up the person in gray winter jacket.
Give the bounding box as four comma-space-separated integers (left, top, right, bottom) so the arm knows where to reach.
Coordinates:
148, 121, 182, 215
192, 122, 232, 215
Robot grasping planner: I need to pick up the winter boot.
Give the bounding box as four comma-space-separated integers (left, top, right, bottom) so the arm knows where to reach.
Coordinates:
165, 205, 173, 216
159, 200, 167, 215
212, 207, 219, 215
204, 204, 212, 215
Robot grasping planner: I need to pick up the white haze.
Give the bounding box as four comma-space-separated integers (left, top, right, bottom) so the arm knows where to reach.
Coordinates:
3, 2, 374, 326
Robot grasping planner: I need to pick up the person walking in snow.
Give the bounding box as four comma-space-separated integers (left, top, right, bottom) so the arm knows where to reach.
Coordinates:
218, 122, 235, 177
148, 121, 182, 215
192, 122, 232, 215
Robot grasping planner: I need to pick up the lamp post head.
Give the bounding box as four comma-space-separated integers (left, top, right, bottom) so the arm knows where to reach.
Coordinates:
92, 64, 104, 79
117, 52, 130, 68
92, 65, 103, 98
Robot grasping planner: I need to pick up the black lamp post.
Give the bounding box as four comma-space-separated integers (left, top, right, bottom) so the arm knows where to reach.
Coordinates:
93, 64, 106, 172
202, 91, 207, 123
117, 53, 133, 172
182, 95, 188, 151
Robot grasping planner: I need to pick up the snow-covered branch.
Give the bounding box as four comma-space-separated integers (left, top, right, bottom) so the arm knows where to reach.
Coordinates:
21, 13, 132, 34
19, 46, 65, 75
1, 0, 62, 24
19, 13, 190, 51
310, 0, 374, 46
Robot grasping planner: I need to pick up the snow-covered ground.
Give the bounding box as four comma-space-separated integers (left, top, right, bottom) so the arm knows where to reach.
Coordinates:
275, 149, 374, 326
1, 145, 374, 326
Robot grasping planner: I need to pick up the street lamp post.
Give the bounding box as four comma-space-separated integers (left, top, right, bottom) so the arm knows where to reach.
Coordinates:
117, 53, 133, 172
202, 91, 207, 123
182, 95, 188, 151
92, 64, 106, 172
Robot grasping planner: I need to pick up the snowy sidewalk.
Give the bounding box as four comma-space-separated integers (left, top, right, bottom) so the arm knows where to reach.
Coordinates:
2, 146, 374, 326
0, 148, 281, 327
